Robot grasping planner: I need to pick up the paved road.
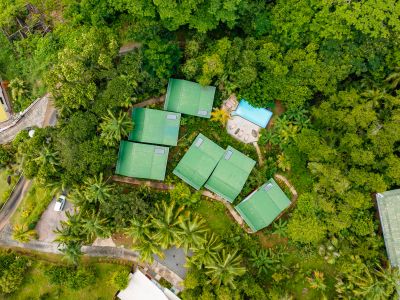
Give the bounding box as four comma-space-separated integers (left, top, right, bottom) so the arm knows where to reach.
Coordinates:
0, 224, 184, 289
0, 94, 56, 144
36, 198, 73, 242
154, 247, 188, 278
0, 177, 31, 231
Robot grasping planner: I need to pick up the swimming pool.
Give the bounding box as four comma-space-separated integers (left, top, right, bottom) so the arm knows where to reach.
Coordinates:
231, 99, 272, 128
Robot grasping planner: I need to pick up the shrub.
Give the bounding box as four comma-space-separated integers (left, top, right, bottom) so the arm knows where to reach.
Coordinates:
110, 269, 130, 290
0, 255, 30, 294
45, 265, 96, 290
67, 267, 96, 290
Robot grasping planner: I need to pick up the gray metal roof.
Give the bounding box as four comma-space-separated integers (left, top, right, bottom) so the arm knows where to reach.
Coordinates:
376, 189, 400, 266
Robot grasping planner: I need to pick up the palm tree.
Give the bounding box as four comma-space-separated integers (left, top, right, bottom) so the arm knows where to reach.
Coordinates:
68, 189, 86, 207
385, 67, 400, 89
211, 108, 231, 127
81, 213, 110, 243
362, 89, 384, 101
41, 180, 67, 197
205, 249, 246, 289
285, 108, 310, 128
151, 201, 184, 249
83, 173, 113, 205
60, 241, 82, 265
352, 265, 400, 299
34, 146, 60, 171
133, 239, 165, 263
188, 233, 223, 267
177, 213, 207, 253
54, 211, 84, 244
249, 248, 279, 276
99, 110, 133, 146
272, 219, 288, 237
12, 224, 37, 242
125, 217, 152, 244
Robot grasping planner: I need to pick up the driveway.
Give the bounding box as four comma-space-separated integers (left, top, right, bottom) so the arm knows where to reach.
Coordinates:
154, 247, 189, 278
35, 197, 73, 242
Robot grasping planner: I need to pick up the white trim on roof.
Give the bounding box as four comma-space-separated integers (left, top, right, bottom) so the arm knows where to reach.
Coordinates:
117, 270, 169, 300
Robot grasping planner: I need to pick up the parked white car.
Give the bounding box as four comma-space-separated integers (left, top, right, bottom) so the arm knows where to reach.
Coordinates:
54, 195, 66, 212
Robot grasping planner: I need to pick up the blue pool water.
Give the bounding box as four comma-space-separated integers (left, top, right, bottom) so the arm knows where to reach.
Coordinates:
232, 99, 273, 128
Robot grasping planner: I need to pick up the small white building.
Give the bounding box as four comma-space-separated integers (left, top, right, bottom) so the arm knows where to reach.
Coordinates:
117, 269, 180, 300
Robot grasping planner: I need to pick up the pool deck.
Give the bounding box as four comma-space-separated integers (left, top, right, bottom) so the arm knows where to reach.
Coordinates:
227, 115, 260, 144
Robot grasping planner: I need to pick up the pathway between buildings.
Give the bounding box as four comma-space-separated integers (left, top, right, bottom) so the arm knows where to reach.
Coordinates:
112, 175, 253, 233
132, 95, 165, 108
252, 142, 264, 166
113, 173, 299, 234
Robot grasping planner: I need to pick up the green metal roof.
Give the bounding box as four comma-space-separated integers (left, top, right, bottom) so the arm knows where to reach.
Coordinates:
164, 79, 216, 118
205, 146, 256, 203
235, 178, 291, 232
115, 141, 169, 181
376, 189, 400, 267
129, 108, 181, 146
173, 133, 224, 190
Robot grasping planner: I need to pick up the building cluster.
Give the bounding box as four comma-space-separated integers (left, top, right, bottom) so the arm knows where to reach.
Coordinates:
116, 78, 291, 232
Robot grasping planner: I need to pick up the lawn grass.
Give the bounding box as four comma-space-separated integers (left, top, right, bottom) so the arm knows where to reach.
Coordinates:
283, 250, 337, 299
4, 260, 130, 300
0, 168, 19, 207
194, 198, 236, 235
11, 180, 54, 229
0, 169, 9, 204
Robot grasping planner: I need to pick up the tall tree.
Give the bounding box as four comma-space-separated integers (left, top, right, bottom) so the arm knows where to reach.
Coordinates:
205, 249, 246, 289
151, 201, 184, 249
177, 213, 207, 253
99, 110, 133, 147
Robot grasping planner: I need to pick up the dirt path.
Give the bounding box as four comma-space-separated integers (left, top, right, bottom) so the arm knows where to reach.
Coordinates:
270, 174, 299, 224
132, 95, 165, 109
274, 174, 298, 202
252, 142, 264, 166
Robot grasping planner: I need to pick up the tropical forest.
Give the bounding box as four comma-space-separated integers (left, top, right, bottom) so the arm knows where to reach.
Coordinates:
0, 0, 399, 299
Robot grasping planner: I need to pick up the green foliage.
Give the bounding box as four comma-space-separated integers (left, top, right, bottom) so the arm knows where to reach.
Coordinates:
2, 0, 400, 297
100, 186, 151, 229
99, 110, 133, 147
336, 256, 400, 299
44, 265, 96, 290
45, 27, 118, 111
0, 253, 30, 294
0, 145, 13, 168
109, 269, 130, 290
169, 182, 201, 207
12, 224, 37, 242
205, 249, 246, 289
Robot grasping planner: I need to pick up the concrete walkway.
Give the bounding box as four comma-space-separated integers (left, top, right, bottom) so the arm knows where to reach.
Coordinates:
0, 224, 184, 290
0, 94, 56, 144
